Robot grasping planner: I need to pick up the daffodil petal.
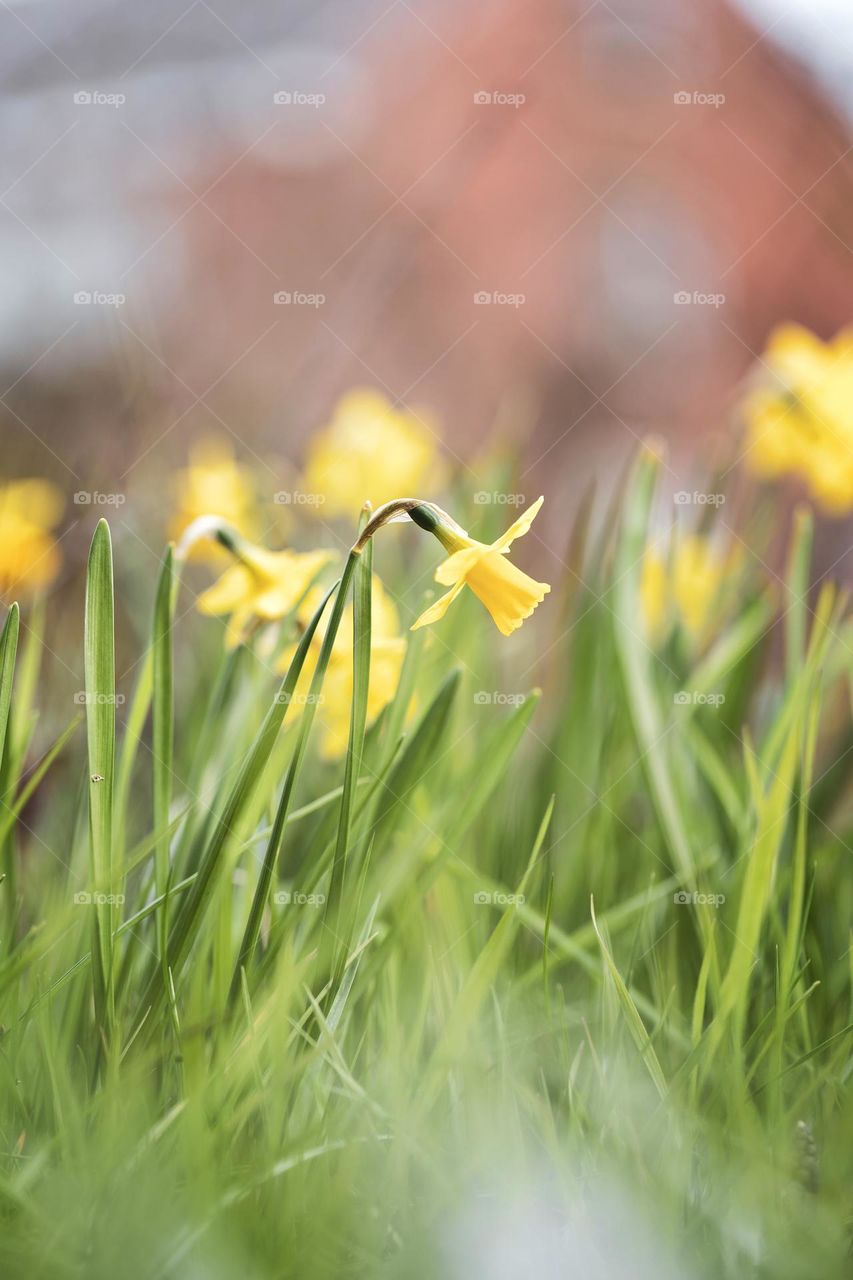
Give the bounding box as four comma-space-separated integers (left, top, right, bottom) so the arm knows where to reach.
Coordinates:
196, 565, 252, 615
3, 480, 64, 528
489, 496, 545, 554
410, 580, 466, 630
224, 607, 252, 650
434, 547, 481, 586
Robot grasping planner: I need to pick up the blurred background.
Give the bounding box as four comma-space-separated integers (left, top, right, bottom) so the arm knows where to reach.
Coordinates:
3, 0, 853, 556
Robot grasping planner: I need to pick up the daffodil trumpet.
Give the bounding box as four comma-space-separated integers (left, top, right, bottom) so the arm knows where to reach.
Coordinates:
353, 496, 550, 636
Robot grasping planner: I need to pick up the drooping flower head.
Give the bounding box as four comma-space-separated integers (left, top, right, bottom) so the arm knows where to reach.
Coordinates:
743, 324, 853, 515
302, 388, 444, 518
192, 524, 336, 648
170, 436, 261, 563
0, 479, 64, 598
278, 575, 406, 758
355, 496, 550, 636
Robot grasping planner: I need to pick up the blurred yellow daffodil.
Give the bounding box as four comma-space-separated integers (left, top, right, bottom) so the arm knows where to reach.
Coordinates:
171, 437, 261, 562
278, 576, 406, 758
196, 531, 336, 649
641, 535, 735, 645
303, 388, 443, 518
406, 496, 550, 636
0, 479, 64, 598
744, 324, 853, 515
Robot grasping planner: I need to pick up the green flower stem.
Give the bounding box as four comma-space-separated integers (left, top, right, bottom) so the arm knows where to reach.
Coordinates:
228, 553, 360, 1003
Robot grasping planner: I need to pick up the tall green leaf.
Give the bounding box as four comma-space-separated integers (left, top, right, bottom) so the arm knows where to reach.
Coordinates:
84, 519, 116, 1039
152, 544, 177, 962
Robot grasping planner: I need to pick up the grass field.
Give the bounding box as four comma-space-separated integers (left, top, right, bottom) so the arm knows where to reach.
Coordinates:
0, 438, 850, 1279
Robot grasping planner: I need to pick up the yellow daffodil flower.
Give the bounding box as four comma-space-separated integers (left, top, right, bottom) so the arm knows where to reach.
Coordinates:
404, 496, 550, 636
196, 532, 336, 649
744, 324, 853, 515
302, 388, 443, 518
641, 535, 735, 645
0, 479, 64, 598
170, 437, 261, 562
279, 576, 406, 758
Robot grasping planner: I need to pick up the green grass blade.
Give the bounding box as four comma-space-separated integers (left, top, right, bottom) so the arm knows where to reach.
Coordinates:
0, 603, 20, 936
152, 545, 177, 961
324, 539, 372, 987
612, 446, 695, 885
370, 667, 460, 849
0, 603, 19, 770
785, 504, 813, 685
84, 518, 117, 1040
143, 568, 352, 1023
114, 650, 152, 860
228, 577, 346, 999
591, 895, 668, 1100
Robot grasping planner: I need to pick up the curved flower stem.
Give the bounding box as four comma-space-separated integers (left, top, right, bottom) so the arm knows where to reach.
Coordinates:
324, 533, 373, 994
352, 499, 465, 554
